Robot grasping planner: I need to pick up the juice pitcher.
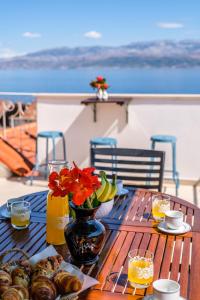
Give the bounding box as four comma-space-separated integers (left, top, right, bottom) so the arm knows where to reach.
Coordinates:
46, 160, 69, 245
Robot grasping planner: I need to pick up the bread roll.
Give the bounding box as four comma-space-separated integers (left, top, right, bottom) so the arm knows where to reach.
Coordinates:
0, 270, 12, 296
30, 275, 57, 300
12, 267, 30, 288
1, 285, 29, 300
54, 270, 82, 295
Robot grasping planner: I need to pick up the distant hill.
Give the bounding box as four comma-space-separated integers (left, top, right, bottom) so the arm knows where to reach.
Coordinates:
1, 40, 200, 69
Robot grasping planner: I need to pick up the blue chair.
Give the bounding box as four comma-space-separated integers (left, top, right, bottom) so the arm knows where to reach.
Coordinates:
150, 135, 179, 195
90, 137, 117, 148
31, 131, 66, 183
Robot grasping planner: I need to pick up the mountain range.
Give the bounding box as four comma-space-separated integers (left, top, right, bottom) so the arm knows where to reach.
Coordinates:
1, 40, 200, 69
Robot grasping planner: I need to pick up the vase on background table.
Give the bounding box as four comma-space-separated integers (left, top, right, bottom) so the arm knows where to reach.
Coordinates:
64, 202, 105, 265
46, 161, 69, 245
102, 89, 108, 100
96, 89, 108, 101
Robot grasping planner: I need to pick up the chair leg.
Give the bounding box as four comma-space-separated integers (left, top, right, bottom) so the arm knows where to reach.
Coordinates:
172, 142, 177, 180
52, 137, 56, 161
30, 137, 39, 185
45, 138, 49, 179
62, 134, 67, 161
151, 141, 156, 150
193, 179, 200, 204
112, 144, 117, 172
172, 143, 179, 196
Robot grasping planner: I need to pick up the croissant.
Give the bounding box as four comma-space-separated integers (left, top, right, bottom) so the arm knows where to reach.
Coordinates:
30, 276, 57, 300
31, 255, 63, 283
54, 270, 82, 295
1, 285, 29, 300
31, 267, 53, 282
11, 267, 30, 288
0, 270, 12, 295
34, 255, 63, 273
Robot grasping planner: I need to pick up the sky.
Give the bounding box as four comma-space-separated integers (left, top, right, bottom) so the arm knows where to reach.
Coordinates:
0, 0, 200, 58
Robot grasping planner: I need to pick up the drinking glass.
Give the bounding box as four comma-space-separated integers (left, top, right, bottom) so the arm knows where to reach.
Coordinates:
152, 194, 170, 221
11, 201, 31, 230
128, 249, 154, 289
7, 197, 24, 214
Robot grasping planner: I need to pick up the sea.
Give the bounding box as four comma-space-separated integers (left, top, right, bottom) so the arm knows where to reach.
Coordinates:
0, 68, 200, 103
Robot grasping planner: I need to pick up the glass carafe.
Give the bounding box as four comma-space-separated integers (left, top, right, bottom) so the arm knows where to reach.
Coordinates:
46, 160, 69, 245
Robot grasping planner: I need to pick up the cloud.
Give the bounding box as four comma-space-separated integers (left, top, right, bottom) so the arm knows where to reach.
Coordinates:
22, 31, 41, 38
157, 22, 184, 29
84, 31, 102, 39
0, 48, 18, 58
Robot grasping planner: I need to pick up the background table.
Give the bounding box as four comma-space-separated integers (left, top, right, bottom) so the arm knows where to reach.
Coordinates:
0, 189, 200, 300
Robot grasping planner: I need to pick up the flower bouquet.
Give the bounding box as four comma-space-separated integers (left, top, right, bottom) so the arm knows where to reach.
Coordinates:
90, 75, 109, 100
48, 163, 117, 209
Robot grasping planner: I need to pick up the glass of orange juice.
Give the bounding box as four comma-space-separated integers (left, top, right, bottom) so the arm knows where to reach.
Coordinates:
128, 249, 154, 289
11, 201, 31, 230
152, 194, 170, 221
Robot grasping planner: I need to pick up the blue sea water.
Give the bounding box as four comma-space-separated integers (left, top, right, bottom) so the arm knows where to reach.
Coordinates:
0, 68, 200, 102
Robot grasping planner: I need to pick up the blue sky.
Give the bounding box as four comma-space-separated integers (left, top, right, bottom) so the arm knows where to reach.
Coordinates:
0, 0, 200, 57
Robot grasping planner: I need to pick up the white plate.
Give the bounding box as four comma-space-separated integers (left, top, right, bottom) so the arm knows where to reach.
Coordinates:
143, 296, 186, 300
0, 207, 10, 218
157, 221, 191, 235
116, 188, 129, 196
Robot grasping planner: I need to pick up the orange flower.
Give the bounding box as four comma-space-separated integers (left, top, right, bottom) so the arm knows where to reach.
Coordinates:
48, 163, 100, 206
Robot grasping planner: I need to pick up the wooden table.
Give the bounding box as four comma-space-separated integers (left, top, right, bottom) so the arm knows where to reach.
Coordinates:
0, 189, 200, 300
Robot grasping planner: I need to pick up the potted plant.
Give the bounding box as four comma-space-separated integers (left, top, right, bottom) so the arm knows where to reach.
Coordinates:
90, 76, 109, 101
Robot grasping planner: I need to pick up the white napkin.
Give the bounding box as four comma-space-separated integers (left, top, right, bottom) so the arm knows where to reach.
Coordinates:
30, 245, 99, 299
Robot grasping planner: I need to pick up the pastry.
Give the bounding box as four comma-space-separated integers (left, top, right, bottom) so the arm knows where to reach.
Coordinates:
54, 270, 82, 295
32, 255, 63, 281
0, 270, 12, 296
1, 285, 29, 300
30, 276, 57, 300
11, 267, 30, 288
34, 255, 63, 273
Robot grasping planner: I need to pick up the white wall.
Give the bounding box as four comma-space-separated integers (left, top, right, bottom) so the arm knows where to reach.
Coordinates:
37, 94, 200, 180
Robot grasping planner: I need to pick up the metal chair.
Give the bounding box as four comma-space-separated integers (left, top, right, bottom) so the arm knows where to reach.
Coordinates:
30, 131, 66, 184
90, 147, 165, 192
150, 135, 179, 195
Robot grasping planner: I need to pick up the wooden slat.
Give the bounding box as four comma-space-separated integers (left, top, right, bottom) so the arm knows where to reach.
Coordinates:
82, 290, 140, 300
170, 237, 182, 282
189, 233, 200, 300
95, 231, 127, 290
159, 235, 175, 279
179, 237, 191, 298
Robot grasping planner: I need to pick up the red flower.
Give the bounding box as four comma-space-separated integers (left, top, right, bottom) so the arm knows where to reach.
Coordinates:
48, 163, 101, 206
96, 76, 104, 82
103, 83, 109, 89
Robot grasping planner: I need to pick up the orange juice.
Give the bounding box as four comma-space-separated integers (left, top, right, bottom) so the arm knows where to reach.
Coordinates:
11, 212, 30, 228
128, 257, 153, 288
46, 192, 69, 245
152, 199, 170, 220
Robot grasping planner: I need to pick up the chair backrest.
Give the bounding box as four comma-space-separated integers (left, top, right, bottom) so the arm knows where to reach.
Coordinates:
90, 147, 165, 192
